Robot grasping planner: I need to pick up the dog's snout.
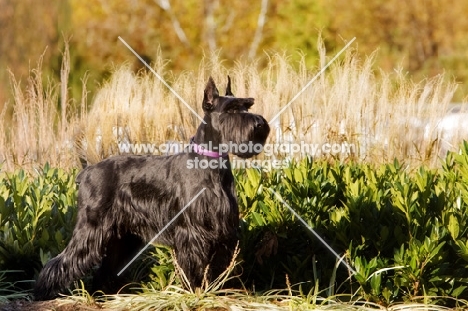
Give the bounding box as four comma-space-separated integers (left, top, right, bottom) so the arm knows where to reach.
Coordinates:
254, 116, 268, 128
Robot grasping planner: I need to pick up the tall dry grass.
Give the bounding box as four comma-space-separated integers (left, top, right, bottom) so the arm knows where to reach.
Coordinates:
0, 41, 466, 171
0, 44, 84, 171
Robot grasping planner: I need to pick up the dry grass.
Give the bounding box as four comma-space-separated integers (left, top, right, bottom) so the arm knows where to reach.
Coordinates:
51, 246, 468, 310
0, 44, 84, 171
0, 41, 466, 171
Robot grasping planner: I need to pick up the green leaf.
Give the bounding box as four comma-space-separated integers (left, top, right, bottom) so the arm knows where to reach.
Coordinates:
293, 168, 303, 183
452, 285, 467, 297
380, 226, 389, 242
370, 273, 382, 295
448, 214, 460, 240
41, 229, 49, 242
55, 228, 63, 244
250, 212, 265, 227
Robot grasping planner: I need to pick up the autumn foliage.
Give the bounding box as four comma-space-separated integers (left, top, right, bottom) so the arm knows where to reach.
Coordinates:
1, 0, 468, 105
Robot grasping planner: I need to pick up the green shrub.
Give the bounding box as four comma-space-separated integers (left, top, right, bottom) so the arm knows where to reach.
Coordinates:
2, 143, 468, 306
0, 164, 78, 284
236, 142, 468, 305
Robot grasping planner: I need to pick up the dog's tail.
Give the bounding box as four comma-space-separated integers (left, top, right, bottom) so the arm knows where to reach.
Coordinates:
34, 226, 104, 300
34, 254, 71, 300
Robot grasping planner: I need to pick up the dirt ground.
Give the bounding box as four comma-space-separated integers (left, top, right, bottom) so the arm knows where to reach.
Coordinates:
0, 300, 230, 311
0, 300, 105, 311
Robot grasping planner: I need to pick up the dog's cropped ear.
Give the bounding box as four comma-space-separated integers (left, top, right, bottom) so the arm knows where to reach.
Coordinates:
243, 98, 254, 110
225, 75, 234, 96
203, 76, 219, 112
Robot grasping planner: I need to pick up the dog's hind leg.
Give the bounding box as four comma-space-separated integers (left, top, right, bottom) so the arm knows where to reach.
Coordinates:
92, 233, 144, 294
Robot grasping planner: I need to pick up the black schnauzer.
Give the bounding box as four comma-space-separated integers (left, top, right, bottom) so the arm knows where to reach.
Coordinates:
34, 76, 270, 300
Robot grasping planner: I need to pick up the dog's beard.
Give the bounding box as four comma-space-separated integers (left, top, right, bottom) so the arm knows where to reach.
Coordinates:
219, 113, 270, 158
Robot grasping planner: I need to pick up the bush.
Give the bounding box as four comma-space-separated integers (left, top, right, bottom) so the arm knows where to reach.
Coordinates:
2, 144, 468, 306
0, 164, 77, 285
237, 142, 468, 305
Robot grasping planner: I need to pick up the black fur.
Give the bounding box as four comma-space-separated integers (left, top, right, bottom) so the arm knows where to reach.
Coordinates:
33, 76, 270, 300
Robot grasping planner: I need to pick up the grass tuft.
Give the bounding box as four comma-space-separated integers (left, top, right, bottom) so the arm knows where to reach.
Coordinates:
55, 245, 468, 310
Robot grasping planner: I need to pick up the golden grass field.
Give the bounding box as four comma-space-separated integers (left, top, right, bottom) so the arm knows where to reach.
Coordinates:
1, 41, 466, 171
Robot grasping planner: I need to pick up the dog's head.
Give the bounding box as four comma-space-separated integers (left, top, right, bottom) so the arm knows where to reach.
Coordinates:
199, 76, 270, 158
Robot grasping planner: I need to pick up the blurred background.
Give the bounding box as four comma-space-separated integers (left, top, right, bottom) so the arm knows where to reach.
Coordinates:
1, 0, 468, 112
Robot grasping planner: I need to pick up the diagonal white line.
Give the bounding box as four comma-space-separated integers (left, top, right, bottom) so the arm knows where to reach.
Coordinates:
117, 187, 207, 276
118, 36, 206, 124
269, 37, 356, 125
268, 188, 357, 275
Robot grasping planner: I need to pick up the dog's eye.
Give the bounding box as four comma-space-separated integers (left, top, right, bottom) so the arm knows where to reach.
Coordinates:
226, 108, 248, 114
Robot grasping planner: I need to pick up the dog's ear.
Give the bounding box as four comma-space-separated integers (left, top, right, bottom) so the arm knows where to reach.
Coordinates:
225, 75, 234, 96
203, 76, 219, 112
243, 98, 254, 110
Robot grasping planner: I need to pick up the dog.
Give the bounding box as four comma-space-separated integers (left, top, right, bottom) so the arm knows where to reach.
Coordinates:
33, 76, 270, 300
